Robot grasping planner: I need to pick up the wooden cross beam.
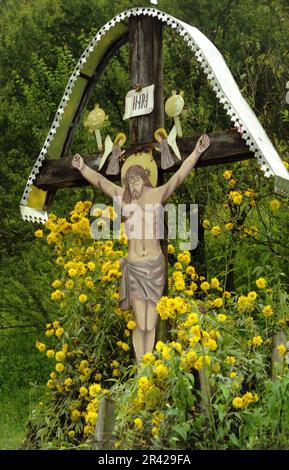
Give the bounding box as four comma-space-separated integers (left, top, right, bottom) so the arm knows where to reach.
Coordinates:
34, 130, 253, 191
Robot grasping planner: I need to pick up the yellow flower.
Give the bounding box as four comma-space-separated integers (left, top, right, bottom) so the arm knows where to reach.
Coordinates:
79, 294, 88, 303
193, 355, 211, 371
186, 351, 197, 364
230, 372, 237, 379
200, 281, 210, 291
35, 229, 44, 238
155, 341, 165, 352
226, 356, 236, 365
52, 280, 61, 289
134, 418, 143, 430
65, 280, 74, 289
210, 277, 220, 289
202, 219, 210, 229
151, 427, 159, 436
111, 360, 119, 369
79, 386, 88, 396
168, 244, 175, 254
277, 344, 287, 356
51, 290, 65, 301
217, 314, 227, 322
35, 341, 46, 352
55, 351, 66, 362
174, 262, 182, 271
223, 170, 232, 180
68, 268, 77, 277
175, 279, 185, 291
138, 376, 151, 391
213, 298, 223, 308
154, 364, 169, 379
229, 190, 243, 205
127, 321, 136, 330
189, 282, 198, 291
87, 262, 96, 271
47, 379, 54, 388
225, 222, 234, 231
89, 383, 101, 397
64, 378, 73, 387
270, 199, 280, 211
46, 349, 55, 358
68, 431, 75, 438
212, 363, 221, 373
247, 291, 257, 301
186, 266, 195, 275
211, 225, 221, 236
142, 352, 156, 364
71, 409, 81, 422
232, 397, 244, 409
256, 278, 266, 289
262, 305, 273, 318
45, 329, 54, 337
251, 336, 263, 347
223, 291, 231, 299
55, 327, 64, 338
55, 362, 65, 373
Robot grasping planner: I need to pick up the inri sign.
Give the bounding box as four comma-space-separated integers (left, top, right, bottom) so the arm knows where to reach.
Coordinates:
123, 84, 155, 120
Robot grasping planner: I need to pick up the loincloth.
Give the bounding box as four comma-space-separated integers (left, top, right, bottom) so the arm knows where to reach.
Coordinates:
119, 252, 166, 310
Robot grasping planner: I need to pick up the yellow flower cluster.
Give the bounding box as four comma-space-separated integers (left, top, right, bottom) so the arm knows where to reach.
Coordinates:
177, 251, 191, 265
101, 259, 121, 282
232, 392, 259, 409
45, 321, 64, 339
156, 296, 188, 320
229, 190, 243, 205
237, 292, 257, 313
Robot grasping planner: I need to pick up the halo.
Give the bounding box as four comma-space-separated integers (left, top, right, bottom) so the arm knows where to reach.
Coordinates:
121, 152, 158, 187
114, 132, 127, 146
154, 127, 168, 141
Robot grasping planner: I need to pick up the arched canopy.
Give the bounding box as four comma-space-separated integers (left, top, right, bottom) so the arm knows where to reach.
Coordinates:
20, 6, 289, 224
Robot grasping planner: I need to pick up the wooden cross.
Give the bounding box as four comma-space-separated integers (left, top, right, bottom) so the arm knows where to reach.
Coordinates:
32, 15, 254, 338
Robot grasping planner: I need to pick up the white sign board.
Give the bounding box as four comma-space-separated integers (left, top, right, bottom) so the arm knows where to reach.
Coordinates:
123, 84, 155, 120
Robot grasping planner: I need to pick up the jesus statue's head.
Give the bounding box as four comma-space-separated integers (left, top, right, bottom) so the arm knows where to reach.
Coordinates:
123, 164, 153, 203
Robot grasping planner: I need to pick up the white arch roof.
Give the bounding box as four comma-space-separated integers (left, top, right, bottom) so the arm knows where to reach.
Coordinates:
20, 6, 289, 224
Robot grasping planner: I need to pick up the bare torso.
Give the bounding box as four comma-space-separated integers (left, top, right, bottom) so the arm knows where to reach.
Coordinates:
121, 187, 164, 261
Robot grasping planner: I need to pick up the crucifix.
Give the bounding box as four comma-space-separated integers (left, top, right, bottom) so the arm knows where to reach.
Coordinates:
20, 7, 289, 365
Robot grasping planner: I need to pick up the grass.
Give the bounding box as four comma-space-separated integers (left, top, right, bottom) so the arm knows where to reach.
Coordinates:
0, 329, 50, 450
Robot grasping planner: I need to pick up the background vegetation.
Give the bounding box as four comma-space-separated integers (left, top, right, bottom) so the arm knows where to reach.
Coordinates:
0, 0, 288, 449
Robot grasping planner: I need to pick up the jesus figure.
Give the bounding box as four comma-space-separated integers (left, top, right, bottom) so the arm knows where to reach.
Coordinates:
72, 134, 210, 363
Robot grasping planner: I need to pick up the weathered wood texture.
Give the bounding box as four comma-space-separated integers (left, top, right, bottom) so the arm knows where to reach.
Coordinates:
129, 16, 164, 145
271, 330, 287, 380
34, 129, 253, 190
93, 397, 115, 450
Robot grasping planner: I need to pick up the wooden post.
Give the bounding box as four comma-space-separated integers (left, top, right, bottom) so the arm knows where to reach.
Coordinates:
93, 397, 115, 450
129, 16, 164, 146
272, 330, 287, 380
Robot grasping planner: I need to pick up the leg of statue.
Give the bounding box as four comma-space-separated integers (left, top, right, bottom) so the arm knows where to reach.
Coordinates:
131, 297, 147, 364
144, 300, 158, 355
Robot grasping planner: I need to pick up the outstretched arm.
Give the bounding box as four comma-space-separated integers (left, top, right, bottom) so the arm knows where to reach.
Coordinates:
158, 134, 210, 203
72, 154, 123, 199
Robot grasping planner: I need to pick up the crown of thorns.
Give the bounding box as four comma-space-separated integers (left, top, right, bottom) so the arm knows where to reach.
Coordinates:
126, 167, 151, 181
